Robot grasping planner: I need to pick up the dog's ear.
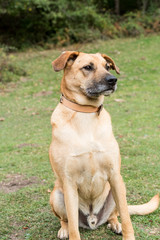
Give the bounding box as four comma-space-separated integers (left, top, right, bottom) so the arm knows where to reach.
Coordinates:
52, 51, 79, 72
101, 54, 120, 74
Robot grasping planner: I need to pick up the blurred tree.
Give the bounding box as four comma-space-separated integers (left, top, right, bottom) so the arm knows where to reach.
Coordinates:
142, 0, 149, 13
0, 0, 159, 48
115, 0, 120, 15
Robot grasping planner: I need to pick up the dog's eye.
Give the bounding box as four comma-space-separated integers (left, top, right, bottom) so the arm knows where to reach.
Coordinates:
83, 65, 93, 71
105, 64, 110, 71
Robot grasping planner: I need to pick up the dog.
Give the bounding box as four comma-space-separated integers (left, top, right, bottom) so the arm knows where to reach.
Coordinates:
49, 51, 159, 240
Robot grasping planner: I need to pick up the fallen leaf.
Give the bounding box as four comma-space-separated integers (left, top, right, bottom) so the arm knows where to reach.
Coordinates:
31, 112, 39, 116
140, 56, 146, 60
23, 227, 29, 230
46, 107, 55, 112
0, 117, 5, 121
114, 99, 125, 103
117, 135, 124, 138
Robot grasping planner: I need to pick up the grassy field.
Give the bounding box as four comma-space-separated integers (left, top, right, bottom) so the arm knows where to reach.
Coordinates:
0, 35, 160, 240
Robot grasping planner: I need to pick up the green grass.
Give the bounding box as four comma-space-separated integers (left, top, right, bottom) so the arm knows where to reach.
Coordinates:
0, 35, 160, 240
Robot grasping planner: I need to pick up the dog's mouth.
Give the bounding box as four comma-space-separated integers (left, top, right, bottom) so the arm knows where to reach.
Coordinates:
85, 84, 117, 98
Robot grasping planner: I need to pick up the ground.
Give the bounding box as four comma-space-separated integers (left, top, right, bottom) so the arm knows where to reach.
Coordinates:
0, 35, 160, 240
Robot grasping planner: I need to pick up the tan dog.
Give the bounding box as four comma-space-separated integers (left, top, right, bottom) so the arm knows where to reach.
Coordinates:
49, 51, 159, 240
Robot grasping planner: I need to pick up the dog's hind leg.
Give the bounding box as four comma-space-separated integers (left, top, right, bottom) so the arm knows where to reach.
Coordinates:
58, 221, 68, 239
107, 209, 122, 235
50, 184, 69, 239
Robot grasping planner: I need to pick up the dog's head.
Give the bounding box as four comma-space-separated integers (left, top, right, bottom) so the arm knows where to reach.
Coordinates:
52, 51, 120, 100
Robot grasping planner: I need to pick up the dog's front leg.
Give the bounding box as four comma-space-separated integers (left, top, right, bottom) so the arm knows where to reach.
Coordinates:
63, 180, 81, 240
109, 173, 135, 240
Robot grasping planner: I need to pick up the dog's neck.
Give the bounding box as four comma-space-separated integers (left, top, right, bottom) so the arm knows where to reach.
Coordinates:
60, 94, 103, 115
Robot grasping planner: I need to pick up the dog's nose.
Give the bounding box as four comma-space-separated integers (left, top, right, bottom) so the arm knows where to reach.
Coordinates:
106, 75, 117, 86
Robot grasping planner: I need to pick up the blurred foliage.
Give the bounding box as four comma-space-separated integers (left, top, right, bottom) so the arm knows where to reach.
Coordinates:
0, 0, 160, 49
0, 48, 27, 83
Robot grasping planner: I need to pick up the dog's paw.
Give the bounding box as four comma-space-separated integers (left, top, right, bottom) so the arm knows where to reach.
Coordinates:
57, 227, 69, 239
107, 221, 122, 235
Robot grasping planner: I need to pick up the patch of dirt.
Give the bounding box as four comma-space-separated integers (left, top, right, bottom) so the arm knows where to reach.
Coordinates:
139, 224, 160, 236
20, 77, 30, 82
0, 174, 40, 193
33, 90, 53, 97
0, 82, 18, 95
146, 227, 160, 236
9, 221, 26, 240
10, 230, 25, 240
17, 143, 40, 149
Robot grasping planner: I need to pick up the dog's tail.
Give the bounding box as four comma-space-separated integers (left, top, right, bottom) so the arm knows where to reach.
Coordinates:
128, 194, 159, 215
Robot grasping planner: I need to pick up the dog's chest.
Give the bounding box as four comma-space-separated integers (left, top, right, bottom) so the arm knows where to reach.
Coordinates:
52, 109, 119, 197
68, 140, 110, 198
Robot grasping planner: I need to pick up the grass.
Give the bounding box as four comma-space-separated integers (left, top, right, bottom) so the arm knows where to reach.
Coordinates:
0, 35, 160, 240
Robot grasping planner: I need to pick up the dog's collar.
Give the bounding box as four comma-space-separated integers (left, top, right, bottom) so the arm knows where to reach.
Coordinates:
60, 94, 103, 115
